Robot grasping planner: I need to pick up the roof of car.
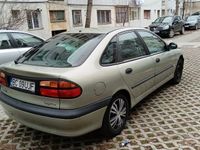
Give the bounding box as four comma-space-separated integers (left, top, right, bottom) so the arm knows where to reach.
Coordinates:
0, 30, 45, 40
67, 27, 146, 34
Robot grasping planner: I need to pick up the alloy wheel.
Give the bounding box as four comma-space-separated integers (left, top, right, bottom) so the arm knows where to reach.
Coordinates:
109, 98, 127, 130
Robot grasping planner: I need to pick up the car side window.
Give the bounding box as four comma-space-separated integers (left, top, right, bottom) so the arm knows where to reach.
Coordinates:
0, 33, 12, 49
11, 33, 43, 48
118, 32, 146, 61
137, 31, 166, 54
101, 36, 117, 64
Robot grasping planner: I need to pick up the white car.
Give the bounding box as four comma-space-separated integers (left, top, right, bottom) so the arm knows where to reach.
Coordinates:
0, 30, 44, 65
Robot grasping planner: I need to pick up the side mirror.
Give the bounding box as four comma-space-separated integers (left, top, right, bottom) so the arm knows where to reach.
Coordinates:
168, 42, 178, 50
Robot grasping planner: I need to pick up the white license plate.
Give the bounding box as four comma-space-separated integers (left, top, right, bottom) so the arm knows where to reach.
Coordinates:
185, 25, 189, 28
154, 30, 159, 33
10, 78, 35, 92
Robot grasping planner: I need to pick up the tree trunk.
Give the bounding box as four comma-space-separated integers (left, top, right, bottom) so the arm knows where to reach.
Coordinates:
85, 0, 93, 28
182, 0, 186, 19
175, 0, 179, 15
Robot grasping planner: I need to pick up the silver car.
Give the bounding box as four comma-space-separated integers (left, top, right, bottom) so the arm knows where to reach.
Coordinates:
0, 28, 184, 137
0, 30, 44, 65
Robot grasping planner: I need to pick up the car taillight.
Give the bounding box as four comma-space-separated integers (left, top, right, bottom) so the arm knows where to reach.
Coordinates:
39, 80, 82, 99
0, 72, 7, 86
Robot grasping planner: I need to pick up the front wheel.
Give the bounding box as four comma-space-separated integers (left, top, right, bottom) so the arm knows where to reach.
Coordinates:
101, 94, 129, 137
180, 26, 185, 34
169, 29, 175, 38
171, 58, 184, 84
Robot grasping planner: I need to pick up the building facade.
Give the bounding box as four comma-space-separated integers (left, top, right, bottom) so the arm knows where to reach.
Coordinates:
0, 0, 68, 39
67, 0, 162, 30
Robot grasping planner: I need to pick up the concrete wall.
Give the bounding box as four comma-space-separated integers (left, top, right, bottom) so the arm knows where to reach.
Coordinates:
47, 2, 68, 32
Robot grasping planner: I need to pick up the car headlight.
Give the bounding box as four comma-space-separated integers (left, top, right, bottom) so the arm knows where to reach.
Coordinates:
162, 25, 169, 30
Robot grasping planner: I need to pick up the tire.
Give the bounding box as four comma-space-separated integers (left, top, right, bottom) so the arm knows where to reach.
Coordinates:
169, 29, 175, 38
180, 26, 185, 34
171, 58, 184, 84
195, 24, 198, 30
101, 94, 129, 137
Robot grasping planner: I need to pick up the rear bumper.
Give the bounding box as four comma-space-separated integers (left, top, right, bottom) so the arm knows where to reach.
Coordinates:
0, 92, 110, 136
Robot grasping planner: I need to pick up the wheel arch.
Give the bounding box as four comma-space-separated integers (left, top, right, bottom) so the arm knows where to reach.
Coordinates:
112, 89, 132, 110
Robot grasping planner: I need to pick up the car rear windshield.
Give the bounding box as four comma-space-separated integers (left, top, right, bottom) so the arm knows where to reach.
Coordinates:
17, 33, 104, 67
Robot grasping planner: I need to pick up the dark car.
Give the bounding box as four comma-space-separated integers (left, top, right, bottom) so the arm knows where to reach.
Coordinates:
149, 16, 185, 38
192, 11, 200, 16
185, 15, 200, 30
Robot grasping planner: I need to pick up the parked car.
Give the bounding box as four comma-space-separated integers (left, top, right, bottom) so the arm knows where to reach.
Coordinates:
0, 30, 44, 65
149, 16, 185, 38
0, 28, 184, 137
192, 11, 200, 16
185, 15, 200, 30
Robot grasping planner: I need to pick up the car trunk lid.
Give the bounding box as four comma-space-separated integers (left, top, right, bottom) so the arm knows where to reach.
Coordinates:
0, 63, 70, 109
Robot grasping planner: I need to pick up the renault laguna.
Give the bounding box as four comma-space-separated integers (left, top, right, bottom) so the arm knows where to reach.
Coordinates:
0, 28, 184, 137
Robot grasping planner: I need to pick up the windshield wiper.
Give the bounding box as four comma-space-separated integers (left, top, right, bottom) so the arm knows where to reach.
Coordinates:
14, 42, 46, 64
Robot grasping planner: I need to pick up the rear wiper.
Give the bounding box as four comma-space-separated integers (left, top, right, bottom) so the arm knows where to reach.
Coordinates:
14, 42, 46, 64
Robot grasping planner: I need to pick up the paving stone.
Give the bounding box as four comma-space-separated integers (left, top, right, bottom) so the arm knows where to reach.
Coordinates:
1, 47, 200, 149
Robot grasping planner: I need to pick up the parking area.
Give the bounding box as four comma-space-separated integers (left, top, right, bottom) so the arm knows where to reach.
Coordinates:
1, 34, 200, 150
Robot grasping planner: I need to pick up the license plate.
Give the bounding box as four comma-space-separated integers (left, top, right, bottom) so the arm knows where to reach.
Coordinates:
10, 78, 35, 93
154, 30, 159, 33
185, 25, 189, 28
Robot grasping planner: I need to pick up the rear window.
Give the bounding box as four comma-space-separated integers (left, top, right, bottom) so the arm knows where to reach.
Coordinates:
17, 33, 104, 67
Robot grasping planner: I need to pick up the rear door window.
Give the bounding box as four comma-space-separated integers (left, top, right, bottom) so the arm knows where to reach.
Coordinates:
0, 33, 12, 49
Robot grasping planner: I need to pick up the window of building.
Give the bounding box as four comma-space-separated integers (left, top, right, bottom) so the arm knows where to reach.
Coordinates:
50, 10, 65, 22
144, 10, 151, 19
116, 7, 129, 23
157, 10, 160, 18
162, 9, 165, 16
72, 10, 82, 26
97, 10, 111, 24
11, 10, 20, 19
26, 10, 42, 29
130, 7, 140, 20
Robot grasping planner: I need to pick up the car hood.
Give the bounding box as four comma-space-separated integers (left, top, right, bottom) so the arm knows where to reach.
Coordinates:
149, 22, 171, 28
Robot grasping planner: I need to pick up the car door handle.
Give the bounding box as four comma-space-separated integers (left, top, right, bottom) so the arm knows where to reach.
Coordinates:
156, 58, 160, 63
125, 68, 133, 74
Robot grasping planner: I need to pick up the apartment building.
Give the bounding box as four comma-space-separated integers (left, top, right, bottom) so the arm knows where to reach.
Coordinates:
67, 0, 162, 29
0, 0, 68, 38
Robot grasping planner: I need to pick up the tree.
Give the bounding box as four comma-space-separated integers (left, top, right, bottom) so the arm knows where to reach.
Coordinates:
85, 0, 93, 28
175, 0, 179, 15
0, 0, 28, 29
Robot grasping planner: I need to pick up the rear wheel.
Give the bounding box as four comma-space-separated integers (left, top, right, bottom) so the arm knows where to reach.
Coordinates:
180, 26, 185, 34
101, 94, 129, 137
195, 24, 198, 30
171, 58, 184, 84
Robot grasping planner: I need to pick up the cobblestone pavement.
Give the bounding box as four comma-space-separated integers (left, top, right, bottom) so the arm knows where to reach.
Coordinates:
1, 46, 200, 150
